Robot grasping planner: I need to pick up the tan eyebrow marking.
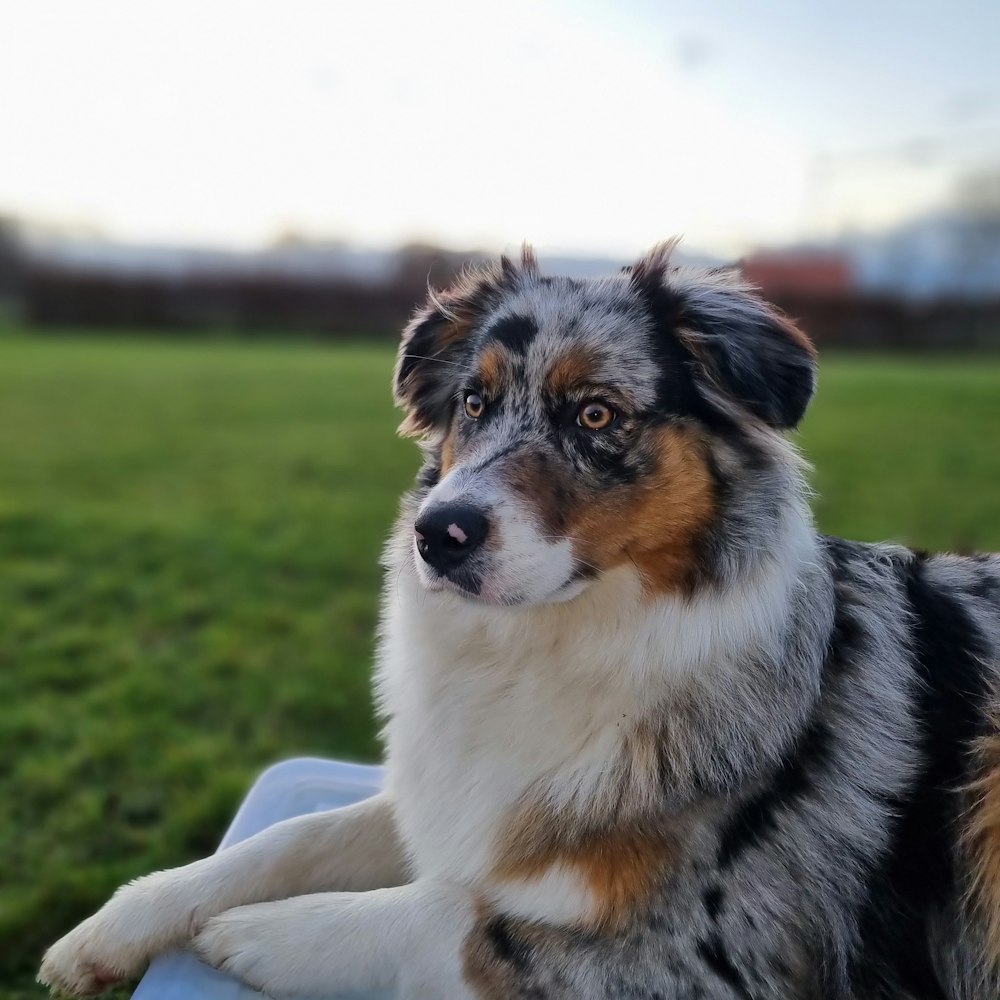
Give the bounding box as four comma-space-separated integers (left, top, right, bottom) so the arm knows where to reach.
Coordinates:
545, 346, 602, 398
477, 342, 510, 396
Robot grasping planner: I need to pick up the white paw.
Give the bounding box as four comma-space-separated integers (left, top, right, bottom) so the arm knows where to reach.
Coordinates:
38, 913, 139, 997
193, 903, 298, 997
38, 871, 202, 997
195, 885, 476, 999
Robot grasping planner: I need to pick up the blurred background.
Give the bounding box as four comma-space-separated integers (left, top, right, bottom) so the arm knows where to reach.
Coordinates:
2, 1, 999, 996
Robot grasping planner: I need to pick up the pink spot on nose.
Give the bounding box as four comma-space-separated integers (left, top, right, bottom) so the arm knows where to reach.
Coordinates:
447, 522, 468, 544
414, 529, 425, 541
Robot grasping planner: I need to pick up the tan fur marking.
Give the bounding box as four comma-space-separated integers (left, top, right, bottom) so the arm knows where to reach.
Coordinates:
503, 450, 568, 538
571, 425, 715, 597
477, 343, 510, 397
965, 708, 1000, 961
493, 799, 675, 930
463, 721, 685, 996
545, 346, 601, 399
440, 423, 458, 477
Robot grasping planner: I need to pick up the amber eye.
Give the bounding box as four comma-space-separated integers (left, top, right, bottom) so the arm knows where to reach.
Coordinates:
464, 392, 486, 420
577, 401, 615, 431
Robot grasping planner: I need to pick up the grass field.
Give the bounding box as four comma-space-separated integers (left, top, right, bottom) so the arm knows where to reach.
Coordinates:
2, 330, 999, 998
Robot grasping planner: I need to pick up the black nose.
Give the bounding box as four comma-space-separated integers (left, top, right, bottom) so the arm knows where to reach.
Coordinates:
414, 503, 489, 572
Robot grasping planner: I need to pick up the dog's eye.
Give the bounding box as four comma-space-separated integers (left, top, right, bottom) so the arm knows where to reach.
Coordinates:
464, 392, 486, 420
577, 401, 615, 431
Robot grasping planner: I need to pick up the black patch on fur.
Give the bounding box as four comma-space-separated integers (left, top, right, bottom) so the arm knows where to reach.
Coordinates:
850, 553, 991, 998
828, 598, 864, 671
703, 885, 724, 922
717, 720, 833, 869
416, 460, 441, 489
566, 427, 639, 488
483, 916, 532, 971
697, 937, 752, 999
822, 537, 871, 679
768, 955, 791, 977
967, 570, 1000, 604
481, 314, 539, 354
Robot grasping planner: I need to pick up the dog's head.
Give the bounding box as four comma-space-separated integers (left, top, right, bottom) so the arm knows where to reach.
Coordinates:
394, 241, 816, 607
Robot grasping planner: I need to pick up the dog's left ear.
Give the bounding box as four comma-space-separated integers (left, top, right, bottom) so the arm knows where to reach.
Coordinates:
631, 243, 818, 431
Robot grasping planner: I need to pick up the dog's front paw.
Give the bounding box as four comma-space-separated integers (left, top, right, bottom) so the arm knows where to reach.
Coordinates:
38, 913, 139, 997
38, 870, 206, 997
193, 903, 297, 997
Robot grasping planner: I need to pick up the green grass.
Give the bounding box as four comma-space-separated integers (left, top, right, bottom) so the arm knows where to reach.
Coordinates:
1, 330, 998, 998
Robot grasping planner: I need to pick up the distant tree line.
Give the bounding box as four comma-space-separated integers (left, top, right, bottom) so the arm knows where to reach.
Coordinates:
0, 217, 24, 301
10, 241, 481, 338
0, 219, 998, 348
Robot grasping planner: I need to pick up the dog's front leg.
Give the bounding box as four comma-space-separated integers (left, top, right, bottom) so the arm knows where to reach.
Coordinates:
39, 792, 407, 997
194, 879, 477, 1000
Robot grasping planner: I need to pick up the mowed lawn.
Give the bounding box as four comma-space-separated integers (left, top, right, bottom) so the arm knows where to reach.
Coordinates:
2, 330, 999, 998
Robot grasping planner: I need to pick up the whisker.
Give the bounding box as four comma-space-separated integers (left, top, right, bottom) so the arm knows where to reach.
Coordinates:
401, 352, 467, 369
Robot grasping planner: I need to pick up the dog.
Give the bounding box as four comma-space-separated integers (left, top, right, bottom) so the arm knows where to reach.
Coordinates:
39, 241, 1000, 998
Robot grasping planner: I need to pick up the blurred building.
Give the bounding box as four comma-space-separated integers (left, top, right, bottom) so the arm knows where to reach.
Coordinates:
742, 250, 855, 299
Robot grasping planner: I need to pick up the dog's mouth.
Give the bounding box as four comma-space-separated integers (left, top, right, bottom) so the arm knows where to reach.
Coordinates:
426, 565, 484, 599
417, 559, 522, 606
414, 545, 589, 608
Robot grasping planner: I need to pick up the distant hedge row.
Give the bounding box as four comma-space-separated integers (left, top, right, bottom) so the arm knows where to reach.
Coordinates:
10, 263, 1000, 348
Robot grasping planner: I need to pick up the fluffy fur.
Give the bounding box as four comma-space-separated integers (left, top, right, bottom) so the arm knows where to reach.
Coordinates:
40, 243, 1000, 999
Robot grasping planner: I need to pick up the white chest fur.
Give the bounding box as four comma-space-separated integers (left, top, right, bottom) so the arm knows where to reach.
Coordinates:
378, 566, 642, 885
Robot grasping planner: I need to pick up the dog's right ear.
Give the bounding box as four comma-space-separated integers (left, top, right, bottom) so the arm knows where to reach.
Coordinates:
393, 248, 538, 437
393, 292, 473, 438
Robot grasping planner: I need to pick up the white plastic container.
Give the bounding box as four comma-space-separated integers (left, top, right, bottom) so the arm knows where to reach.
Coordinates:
131, 757, 391, 999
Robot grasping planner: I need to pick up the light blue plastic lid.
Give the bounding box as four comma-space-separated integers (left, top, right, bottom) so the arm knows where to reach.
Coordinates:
131, 757, 391, 999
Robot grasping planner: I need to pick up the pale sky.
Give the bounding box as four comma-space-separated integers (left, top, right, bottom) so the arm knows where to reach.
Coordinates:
2, 0, 998, 256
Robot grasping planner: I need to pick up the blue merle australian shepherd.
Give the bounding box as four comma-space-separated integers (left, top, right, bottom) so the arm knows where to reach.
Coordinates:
41, 242, 1000, 999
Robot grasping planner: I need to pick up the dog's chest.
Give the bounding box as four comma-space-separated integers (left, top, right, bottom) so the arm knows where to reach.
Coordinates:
376, 587, 649, 886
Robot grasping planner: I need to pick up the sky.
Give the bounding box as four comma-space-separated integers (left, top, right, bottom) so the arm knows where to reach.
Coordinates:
2, 0, 998, 257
